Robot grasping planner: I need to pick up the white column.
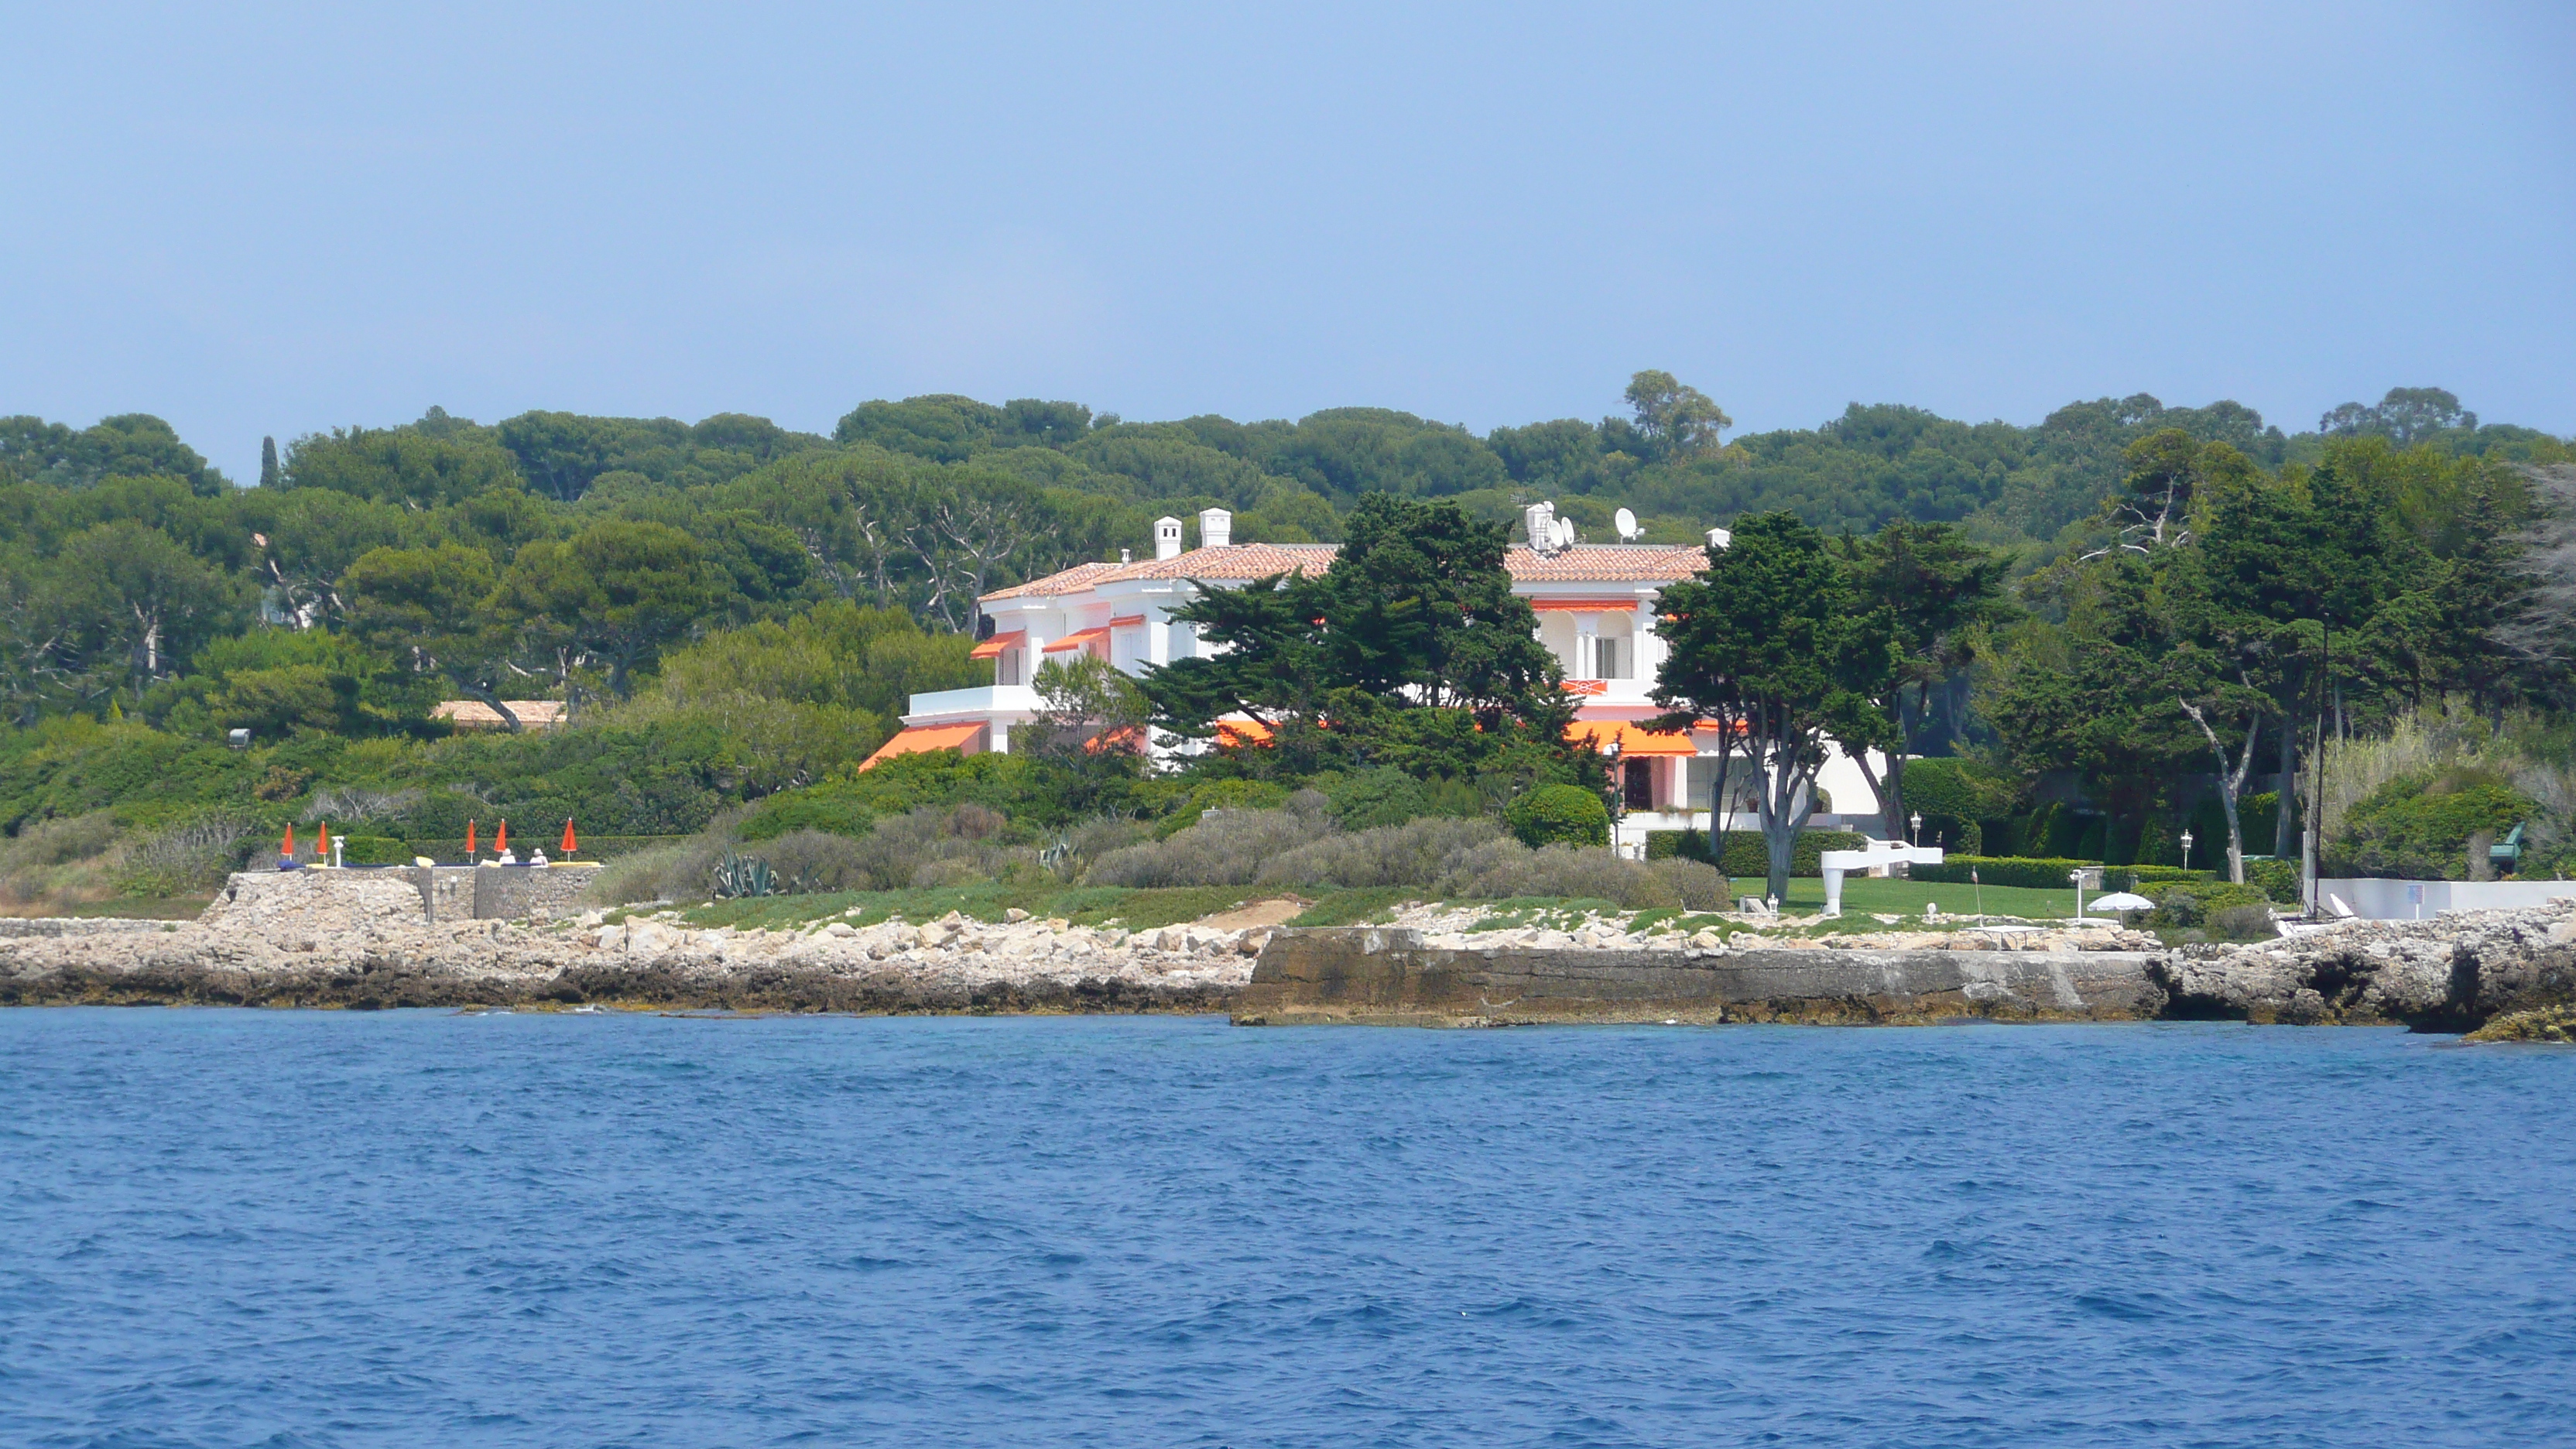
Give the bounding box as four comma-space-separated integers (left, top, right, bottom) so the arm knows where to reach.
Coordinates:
1574, 615, 1598, 680
1146, 603, 1168, 666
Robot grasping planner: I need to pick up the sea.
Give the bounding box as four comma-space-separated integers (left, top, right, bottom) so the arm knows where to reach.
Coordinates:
2, 1010, 2571, 1448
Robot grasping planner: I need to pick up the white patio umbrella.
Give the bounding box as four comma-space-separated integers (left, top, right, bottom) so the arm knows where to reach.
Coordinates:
2089, 892, 2156, 913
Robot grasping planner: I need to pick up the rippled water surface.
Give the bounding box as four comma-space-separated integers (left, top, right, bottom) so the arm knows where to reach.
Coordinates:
4, 1012, 2573, 1447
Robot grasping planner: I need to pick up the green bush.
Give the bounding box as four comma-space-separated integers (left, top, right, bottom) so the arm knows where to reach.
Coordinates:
2329, 772, 2538, 880
339, 835, 409, 865
1153, 778, 1294, 838
2112, 865, 2218, 891
1912, 855, 2100, 890
2247, 857, 2300, 903
2132, 882, 2274, 934
737, 749, 1041, 841
1646, 829, 1871, 878
1900, 759, 2019, 855
1506, 785, 1609, 848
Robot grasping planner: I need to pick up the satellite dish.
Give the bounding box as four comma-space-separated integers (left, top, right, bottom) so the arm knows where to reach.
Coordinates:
1614, 507, 1639, 542
1552, 518, 1578, 550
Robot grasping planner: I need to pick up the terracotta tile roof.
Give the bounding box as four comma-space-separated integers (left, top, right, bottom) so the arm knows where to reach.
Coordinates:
1099, 543, 1339, 584
979, 561, 1123, 600
980, 546, 1334, 601
978, 542, 1706, 603
1503, 544, 1708, 582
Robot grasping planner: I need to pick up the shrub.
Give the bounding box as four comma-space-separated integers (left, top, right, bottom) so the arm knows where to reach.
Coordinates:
587, 840, 723, 905
2246, 857, 2301, 903
1153, 778, 1293, 838
2208, 903, 2279, 940
1506, 785, 1608, 848
2133, 882, 2272, 931
116, 815, 260, 897
1645, 829, 1867, 878
2, 811, 122, 870
1256, 816, 1501, 890
1912, 855, 2099, 891
2329, 772, 2537, 880
338, 835, 409, 865
1649, 856, 1729, 911
1083, 793, 1334, 888
2111, 865, 2218, 891
1437, 839, 1677, 909
755, 829, 875, 892
1899, 758, 2019, 855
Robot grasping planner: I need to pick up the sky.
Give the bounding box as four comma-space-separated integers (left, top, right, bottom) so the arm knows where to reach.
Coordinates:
6, 1, 2571, 484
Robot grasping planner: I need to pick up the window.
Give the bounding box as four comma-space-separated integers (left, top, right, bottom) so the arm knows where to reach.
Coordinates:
996, 648, 1022, 686
1582, 631, 1629, 680
1623, 759, 1654, 811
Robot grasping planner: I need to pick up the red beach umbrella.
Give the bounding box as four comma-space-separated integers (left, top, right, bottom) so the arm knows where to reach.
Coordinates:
560, 819, 577, 856
495, 820, 509, 853
465, 820, 478, 857
281, 824, 294, 858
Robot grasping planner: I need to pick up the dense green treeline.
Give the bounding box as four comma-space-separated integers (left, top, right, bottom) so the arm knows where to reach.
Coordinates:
0, 379, 2567, 913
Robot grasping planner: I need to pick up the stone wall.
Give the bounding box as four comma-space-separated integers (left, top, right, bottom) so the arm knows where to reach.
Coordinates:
0, 917, 173, 939
1235, 927, 2165, 1026
207, 863, 604, 927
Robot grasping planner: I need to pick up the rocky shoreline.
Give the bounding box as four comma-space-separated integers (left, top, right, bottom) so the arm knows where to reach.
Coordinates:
0, 872, 2569, 1030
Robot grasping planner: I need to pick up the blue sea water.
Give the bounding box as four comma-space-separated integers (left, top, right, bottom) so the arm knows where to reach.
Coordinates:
2, 1013, 2572, 1448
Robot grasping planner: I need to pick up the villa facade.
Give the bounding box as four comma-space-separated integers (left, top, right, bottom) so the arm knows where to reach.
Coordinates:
866, 505, 1884, 850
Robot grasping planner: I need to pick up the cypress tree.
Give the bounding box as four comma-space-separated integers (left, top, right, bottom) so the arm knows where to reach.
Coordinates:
259, 435, 281, 488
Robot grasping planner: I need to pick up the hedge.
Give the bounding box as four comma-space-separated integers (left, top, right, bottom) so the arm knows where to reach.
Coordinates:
2110, 865, 2220, 890
1911, 856, 2102, 890
1644, 829, 1868, 878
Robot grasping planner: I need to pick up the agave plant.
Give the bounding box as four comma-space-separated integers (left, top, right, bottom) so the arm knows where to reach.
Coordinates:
1039, 831, 1076, 877
710, 851, 779, 899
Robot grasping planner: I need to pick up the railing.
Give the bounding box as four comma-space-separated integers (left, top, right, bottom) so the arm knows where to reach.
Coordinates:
903, 685, 1043, 720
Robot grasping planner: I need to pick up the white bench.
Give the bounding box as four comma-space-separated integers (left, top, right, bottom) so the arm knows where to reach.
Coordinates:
1818, 841, 1945, 916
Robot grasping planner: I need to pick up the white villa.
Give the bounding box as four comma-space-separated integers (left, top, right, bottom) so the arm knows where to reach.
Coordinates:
865, 503, 1883, 850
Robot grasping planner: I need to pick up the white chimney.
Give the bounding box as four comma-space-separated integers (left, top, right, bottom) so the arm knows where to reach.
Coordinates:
1705, 526, 1732, 550
1197, 507, 1231, 550
1154, 516, 1184, 561
1524, 501, 1557, 554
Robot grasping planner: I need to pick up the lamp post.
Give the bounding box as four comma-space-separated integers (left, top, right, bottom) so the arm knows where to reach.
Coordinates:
1908, 810, 1923, 846
2180, 828, 2194, 873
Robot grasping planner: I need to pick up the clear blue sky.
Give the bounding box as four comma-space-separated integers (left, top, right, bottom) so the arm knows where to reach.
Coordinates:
8, 2, 2570, 483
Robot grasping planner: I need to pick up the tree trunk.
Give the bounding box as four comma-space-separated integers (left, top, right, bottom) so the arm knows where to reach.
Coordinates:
1754, 721, 1821, 906
2181, 701, 2259, 885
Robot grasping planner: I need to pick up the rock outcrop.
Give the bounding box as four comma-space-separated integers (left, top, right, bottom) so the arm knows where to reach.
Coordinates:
0, 875, 1262, 1013
4, 876, 2570, 1030
2151, 902, 2576, 1029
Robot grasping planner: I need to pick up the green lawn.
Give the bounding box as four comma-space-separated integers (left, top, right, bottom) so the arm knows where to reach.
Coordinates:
1773, 875, 2080, 921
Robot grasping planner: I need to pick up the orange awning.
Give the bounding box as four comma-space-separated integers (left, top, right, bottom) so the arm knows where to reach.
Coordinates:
1566, 721, 1696, 756
968, 629, 1024, 660
1043, 625, 1111, 653
1107, 614, 1145, 629
1559, 679, 1608, 695
858, 722, 986, 770
1215, 718, 1274, 748
1528, 598, 1643, 612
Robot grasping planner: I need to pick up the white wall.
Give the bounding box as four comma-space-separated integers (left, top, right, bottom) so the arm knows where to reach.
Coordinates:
2317, 879, 2576, 920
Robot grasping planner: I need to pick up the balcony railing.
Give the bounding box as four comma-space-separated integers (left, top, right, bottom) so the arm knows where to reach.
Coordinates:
903, 684, 1043, 721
